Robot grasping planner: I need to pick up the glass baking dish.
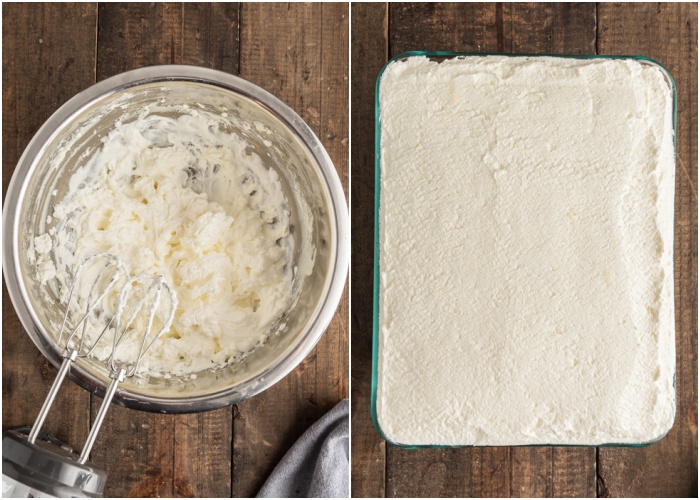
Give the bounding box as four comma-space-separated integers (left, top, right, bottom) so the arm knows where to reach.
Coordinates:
371, 51, 678, 449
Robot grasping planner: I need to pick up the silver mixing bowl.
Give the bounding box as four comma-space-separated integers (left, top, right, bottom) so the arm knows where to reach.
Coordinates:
3, 65, 349, 412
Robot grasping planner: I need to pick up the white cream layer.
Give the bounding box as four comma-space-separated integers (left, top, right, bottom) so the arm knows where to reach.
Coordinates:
377, 56, 676, 446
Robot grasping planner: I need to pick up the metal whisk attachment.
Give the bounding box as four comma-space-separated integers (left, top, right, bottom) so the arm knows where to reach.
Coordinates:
79, 273, 177, 463
27, 253, 177, 464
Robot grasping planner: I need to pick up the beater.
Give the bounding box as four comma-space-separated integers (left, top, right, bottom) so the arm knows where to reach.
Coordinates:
2, 253, 177, 497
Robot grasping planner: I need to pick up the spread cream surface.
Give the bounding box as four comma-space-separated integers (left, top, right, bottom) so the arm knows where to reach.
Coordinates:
377, 56, 676, 446
34, 107, 295, 376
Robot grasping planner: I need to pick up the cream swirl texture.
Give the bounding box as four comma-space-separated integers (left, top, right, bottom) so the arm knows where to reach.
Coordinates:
35, 108, 295, 376
377, 56, 675, 446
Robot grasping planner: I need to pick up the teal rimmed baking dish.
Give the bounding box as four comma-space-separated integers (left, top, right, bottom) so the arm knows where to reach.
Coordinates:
371, 52, 677, 449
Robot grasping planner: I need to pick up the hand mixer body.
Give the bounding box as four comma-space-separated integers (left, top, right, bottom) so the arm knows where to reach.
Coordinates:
2, 253, 177, 497
2, 428, 107, 498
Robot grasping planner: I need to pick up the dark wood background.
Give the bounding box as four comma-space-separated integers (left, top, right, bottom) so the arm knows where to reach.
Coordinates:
2, 3, 348, 497
351, 2, 698, 498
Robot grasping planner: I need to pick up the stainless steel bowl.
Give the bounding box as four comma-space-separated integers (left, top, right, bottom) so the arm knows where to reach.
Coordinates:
3, 65, 348, 412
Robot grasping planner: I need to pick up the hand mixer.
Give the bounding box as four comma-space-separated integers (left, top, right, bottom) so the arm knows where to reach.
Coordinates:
2, 253, 177, 498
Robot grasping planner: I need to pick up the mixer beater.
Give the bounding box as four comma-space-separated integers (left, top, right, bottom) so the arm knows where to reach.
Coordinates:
2, 253, 177, 497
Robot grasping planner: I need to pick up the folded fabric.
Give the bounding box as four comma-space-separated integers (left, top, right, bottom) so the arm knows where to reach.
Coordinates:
257, 399, 349, 498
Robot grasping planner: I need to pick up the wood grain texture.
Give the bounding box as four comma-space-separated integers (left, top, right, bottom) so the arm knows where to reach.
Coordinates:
502, 2, 596, 54
90, 407, 176, 497
233, 2, 349, 497
3, 3, 347, 498
182, 3, 240, 75
173, 410, 233, 497
596, 3, 698, 498
2, 0, 97, 452
390, 2, 499, 54
350, 2, 388, 498
319, 0, 350, 412
97, 2, 183, 79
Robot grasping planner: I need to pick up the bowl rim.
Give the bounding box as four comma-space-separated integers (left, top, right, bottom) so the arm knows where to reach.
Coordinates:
2, 65, 349, 413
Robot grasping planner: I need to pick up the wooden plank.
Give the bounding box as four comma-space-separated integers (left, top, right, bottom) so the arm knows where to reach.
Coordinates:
386, 3, 500, 497
234, 3, 349, 497
551, 447, 596, 498
350, 2, 388, 498
173, 409, 233, 497
502, 2, 596, 54
387, 4, 501, 497
96, 2, 183, 81
88, 407, 175, 497
318, 1, 350, 405
94, 3, 242, 497
390, 2, 499, 54
386, 5, 504, 497
171, 5, 241, 497
596, 3, 698, 497
503, 6, 598, 497
386, 447, 514, 497
182, 3, 240, 75
384, 2, 598, 497
92, 4, 184, 496
1, 0, 97, 452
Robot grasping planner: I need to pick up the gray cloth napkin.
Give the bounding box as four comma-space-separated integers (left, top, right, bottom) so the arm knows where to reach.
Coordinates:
257, 399, 349, 498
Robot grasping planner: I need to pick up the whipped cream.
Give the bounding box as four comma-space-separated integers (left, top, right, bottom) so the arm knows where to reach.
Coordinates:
35, 106, 295, 376
377, 56, 676, 446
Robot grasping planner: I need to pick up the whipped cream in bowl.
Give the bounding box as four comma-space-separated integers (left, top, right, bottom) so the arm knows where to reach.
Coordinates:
4, 66, 348, 411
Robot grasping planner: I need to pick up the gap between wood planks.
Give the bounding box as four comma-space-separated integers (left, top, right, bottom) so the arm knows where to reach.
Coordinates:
232, 7, 242, 495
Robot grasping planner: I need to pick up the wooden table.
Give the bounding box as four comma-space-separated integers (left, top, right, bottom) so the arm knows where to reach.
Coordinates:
351, 3, 697, 497
2, 3, 348, 497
